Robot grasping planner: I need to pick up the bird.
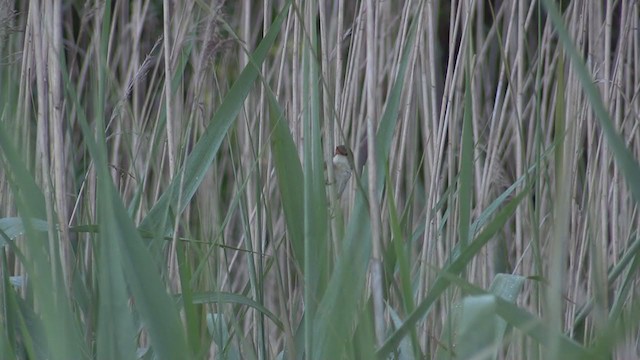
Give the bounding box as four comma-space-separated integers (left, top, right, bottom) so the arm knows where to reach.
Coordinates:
332, 145, 352, 199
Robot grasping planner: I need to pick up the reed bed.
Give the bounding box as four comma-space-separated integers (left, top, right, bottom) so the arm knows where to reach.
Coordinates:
1, 1, 640, 359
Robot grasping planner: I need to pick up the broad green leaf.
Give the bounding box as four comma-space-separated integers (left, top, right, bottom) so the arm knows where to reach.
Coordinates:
435, 274, 525, 359
207, 313, 241, 360
66, 14, 190, 355
386, 165, 420, 357
0, 122, 85, 360
440, 272, 593, 359
0, 218, 49, 244
266, 95, 304, 262
96, 190, 137, 360
190, 291, 284, 330
302, 6, 329, 355
388, 306, 416, 360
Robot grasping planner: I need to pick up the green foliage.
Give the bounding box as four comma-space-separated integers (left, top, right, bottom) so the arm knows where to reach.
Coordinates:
1, 1, 640, 359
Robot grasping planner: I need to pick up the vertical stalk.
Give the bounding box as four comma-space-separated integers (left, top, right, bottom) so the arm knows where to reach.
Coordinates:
364, 0, 385, 346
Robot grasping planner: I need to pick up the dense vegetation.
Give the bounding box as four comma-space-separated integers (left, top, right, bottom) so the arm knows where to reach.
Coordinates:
1, 1, 640, 359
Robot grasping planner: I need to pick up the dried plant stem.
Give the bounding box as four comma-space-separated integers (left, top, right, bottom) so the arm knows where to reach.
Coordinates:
364, 0, 385, 346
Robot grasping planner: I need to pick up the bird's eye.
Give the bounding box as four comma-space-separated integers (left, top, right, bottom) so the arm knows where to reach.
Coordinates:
335, 145, 348, 156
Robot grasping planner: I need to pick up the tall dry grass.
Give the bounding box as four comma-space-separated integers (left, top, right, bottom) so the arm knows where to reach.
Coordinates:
1, 0, 640, 359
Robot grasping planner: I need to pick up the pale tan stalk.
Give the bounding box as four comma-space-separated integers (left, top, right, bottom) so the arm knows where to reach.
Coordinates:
30, 0, 60, 298
363, 0, 385, 346
45, 0, 72, 296
391, 0, 416, 211
418, 3, 439, 331
514, 0, 525, 264
162, 0, 176, 176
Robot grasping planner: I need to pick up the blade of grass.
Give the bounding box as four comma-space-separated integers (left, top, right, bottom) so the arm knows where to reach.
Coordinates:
93, 4, 138, 356
0, 217, 49, 244
1, 250, 23, 359
386, 164, 421, 357
267, 100, 304, 262
302, 2, 330, 354
96, 190, 137, 360
377, 181, 533, 358
138, 1, 292, 234
176, 240, 199, 356
311, 8, 420, 358
188, 291, 284, 330
63, 23, 191, 359
540, 0, 640, 202
0, 121, 85, 359
440, 271, 594, 359
434, 274, 526, 359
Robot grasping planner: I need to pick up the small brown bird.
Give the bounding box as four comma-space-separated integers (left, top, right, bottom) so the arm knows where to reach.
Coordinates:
332, 145, 352, 198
